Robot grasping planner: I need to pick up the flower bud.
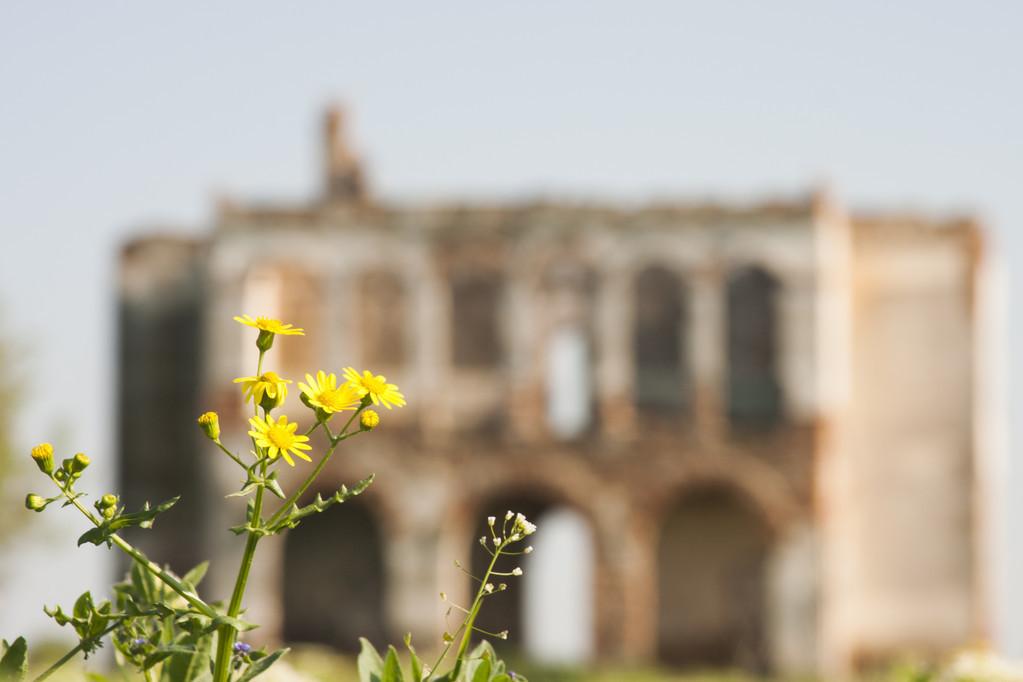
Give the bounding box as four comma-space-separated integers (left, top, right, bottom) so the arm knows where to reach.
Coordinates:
197, 412, 221, 441
25, 493, 46, 511
256, 329, 275, 352
360, 409, 380, 431
70, 453, 91, 475
30, 443, 54, 475
98, 493, 119, 519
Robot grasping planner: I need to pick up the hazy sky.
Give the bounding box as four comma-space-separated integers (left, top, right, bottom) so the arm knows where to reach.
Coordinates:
2, 0, 1022, 653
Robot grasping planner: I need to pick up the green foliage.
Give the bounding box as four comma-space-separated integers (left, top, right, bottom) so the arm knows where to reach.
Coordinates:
77, 496, 180, 547
0, 637, 29, 681
357, 639, 527, 682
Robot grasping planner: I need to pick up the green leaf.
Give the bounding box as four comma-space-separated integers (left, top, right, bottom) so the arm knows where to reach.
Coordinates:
235, 647, 288, 682
0, 637, 28, 681
357, 638, 384, 682
382, 646, 404, 682
73, 591, 94, 620
465, 658, 490, 682
269, 474, 375, 533
265, 474, 286, 499
403, 634, 423, 682
182, 561, 210, 591
160, 632, 212, 682
109, 496, 180, 531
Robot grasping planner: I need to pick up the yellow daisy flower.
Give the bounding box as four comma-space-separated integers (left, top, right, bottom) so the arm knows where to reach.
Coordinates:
233, 314, 305, 336
298, 371, 362, 414
247, 414, 312, 466
342, 367, 406, 410
234, 371, 291, 409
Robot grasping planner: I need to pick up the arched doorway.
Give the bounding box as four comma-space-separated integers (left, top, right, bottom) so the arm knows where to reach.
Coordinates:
282, 498, 386, 651
657, 485, 772, 673
469, 495, 596, 664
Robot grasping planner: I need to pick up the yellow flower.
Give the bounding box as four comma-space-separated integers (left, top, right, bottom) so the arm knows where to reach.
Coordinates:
30, 442, 54, 474
234, 371, 291, 410
342, 367, 406, 410
233, 315, 305, 336
247, 414, 312, 466
298, 371, 362, 414
360, 409, 380, 431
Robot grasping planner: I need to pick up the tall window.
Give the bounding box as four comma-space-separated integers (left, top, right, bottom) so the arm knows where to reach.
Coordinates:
359, 271, 406, 366
451, 272, 503, 368
727, 266, 781, 427
633, 266, 688, 411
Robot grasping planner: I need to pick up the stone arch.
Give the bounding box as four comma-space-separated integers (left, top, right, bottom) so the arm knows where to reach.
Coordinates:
632, 264, 689, 413
654, 480, 776, 673
281, 493, 387, 652
726, 264, 782, 428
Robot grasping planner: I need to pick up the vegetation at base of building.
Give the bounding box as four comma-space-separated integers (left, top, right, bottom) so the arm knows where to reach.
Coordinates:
2, 316, 534, 682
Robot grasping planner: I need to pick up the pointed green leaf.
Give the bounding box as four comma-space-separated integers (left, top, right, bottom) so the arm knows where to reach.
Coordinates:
235, 647, 288, 682
403, 634, 423, 682
0, 637, 28, 681
357, 638, 384, 682
182, 561, 210, 590
382, 646, 404, 682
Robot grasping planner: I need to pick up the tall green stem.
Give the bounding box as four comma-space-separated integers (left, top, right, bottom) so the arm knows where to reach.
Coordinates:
212, 462, 267, 682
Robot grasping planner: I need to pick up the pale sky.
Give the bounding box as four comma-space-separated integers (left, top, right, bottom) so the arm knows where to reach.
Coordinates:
2, 0, 1022, 655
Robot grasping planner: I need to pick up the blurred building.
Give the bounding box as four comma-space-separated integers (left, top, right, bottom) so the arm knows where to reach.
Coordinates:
117, 107, 994, 677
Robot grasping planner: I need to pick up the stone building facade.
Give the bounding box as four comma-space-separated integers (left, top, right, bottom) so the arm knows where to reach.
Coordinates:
117, 108, 993, 676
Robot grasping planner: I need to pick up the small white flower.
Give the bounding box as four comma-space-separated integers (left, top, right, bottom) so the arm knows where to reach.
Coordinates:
492, 537, 501, 546
484, 583, 494, 593
487, 516, 496, 526
505, 510, 514, 520
497, 630, 508, 640
510, 533, 521, 542
524, 546, 534, 554
512, 567, 523, 576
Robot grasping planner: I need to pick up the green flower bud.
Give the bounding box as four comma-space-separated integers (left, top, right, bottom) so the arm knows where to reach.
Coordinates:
70, 452, 91, 474
100, 493, 118, 508
30, 443, 54, 475
197, 411, 221, 441
54, 469, 67, 483
256, 329, 275, 352
25, 493, 46, 512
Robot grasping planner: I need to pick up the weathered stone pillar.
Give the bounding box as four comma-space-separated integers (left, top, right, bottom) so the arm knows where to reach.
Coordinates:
689, 266, 726, 443
597, 266, 636, 441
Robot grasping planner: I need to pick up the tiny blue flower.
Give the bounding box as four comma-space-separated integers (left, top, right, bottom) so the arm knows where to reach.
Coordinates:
130, 638, 146, 649
233, 642, 252, 655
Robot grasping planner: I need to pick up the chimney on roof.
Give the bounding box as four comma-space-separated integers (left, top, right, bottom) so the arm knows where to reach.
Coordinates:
323, 105, 367, 204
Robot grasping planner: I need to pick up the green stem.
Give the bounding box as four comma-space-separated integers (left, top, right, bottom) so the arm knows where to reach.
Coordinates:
445, 543, 504, 678
214, 440, 248, 470
212, 461, 267, 682
264, 415, 361, 530
56, 480, 215, 618
31, 620, 122, 682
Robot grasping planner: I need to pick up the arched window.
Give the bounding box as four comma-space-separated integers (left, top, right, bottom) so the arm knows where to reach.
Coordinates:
727, 266, 781, 427
633, 266, 688, 411
283, 499, 386, 651
451, 272, 503, 368
658, 486, 771, 673
359, 271, 407, 366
